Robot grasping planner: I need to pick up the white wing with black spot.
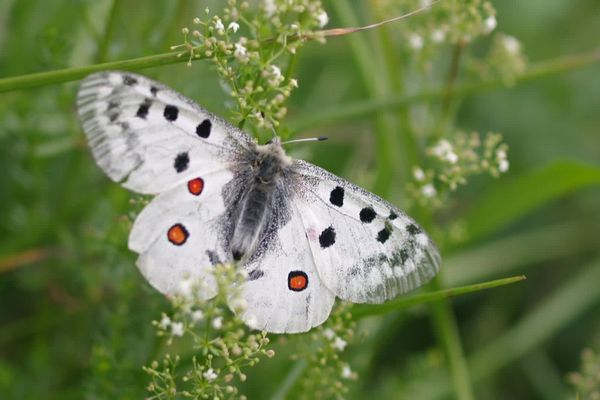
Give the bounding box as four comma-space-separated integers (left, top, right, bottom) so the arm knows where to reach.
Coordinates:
77, 71, 253, 194
236, 201, 336, 333
291, 160, 440, 304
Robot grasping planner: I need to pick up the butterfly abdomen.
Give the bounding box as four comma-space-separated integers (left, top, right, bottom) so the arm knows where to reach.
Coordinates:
230, 142, 290, 261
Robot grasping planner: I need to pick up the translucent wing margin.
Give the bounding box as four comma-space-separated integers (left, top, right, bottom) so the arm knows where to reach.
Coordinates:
291, 160, 441, 304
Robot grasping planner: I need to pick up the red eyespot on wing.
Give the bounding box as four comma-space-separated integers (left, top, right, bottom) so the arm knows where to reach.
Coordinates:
187, 177, 204, 195
167, 223, 189, 245
288, 271, 308, 292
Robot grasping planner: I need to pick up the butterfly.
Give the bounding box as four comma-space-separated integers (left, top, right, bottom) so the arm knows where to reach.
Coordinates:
76, 71, 441, 334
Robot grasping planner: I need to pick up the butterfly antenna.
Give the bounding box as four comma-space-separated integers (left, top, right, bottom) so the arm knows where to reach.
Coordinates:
281, 136, 328, 145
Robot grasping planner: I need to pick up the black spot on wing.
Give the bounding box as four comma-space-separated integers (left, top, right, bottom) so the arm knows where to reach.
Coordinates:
407, 224, 421, 235
329, 186, 344, 207
359, 207, 376, 223
389, 210, 398, 220
196, 119, 212, 138
232, 250, 243, 261
400, 249, 409, 264
377, 227, 391, 243
150, 86, 159, 96
164, 105, 179, 121
174, 152, 190, 173
206, 250, 220, 265
123, 75, 137, 86
248, 269, 264, 280
319, 226, 336, 248
136, 99, 152, 119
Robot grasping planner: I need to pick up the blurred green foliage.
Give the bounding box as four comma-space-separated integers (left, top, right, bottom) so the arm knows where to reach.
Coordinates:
1, 0, 599, 399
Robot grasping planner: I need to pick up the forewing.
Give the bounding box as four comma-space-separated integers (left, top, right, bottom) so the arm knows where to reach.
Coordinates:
77, 71, 253, 194
129, 169, 235, 299
291, 160, 440, 304
235, 200, 336, 334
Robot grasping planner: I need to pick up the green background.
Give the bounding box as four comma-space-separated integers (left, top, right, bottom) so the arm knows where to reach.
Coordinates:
1, 0, 599, 399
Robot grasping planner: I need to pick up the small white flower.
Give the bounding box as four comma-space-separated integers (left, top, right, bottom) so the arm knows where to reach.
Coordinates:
228, 22, 240, 32
178, 278, 193, 298
333, 337, 347, 351
496, 149, 507, 160
323, 328, 335, 340
159, 315, 171, 329
409, 33, 424, 50
502, 35, 521, 54
234, 42, 249, 62
446, 151, 459, 164
203, 368, 218, 381
341, 365, 353, 379
246, 315, 259, 329
413, 167, 426, 181
192, 310, 204, 322
212, 316, 223, 330
483, 15, 497, 34
267, 65, 284, 87
499, 159, 510, 172
270, 65, 282, 79
263, 0, 276, 17
214, 17, 224, 32
230, 297, 248, 312
422, 184, 436, 198
193, 17, 201, 25
289, 78, 298, 88
432, 139, 452, 157
431, 29, 446, 43
171, 322, 184, 337
316, 10, 329, 28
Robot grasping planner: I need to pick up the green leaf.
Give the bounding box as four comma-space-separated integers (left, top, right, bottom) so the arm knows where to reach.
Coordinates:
463, 161, 600, 240
351, 275, 526, 319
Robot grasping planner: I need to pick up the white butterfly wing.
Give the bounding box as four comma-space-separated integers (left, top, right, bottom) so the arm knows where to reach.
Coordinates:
291, 160, 440, 304
129, 169, 235, 299
77, 71, 253, 194
237, 201, 335, 334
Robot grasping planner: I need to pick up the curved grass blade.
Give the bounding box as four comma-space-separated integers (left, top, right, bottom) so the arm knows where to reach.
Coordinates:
352, 275, 526, 319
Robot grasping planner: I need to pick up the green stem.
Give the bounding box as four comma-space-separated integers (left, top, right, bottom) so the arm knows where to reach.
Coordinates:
330, 0, 398, 198
0, 52, 190, 93
439, 41, 466, 121
288, 46, 600, 133
376, 19, 418, 182
95, 0, 119, 63
352, 275, 526, 318
269, 360, 308, 400
430, 278, 475, 400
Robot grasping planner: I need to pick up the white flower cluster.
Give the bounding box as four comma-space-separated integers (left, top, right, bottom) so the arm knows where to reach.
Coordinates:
323, 328, 348, 351
174, 0, 328, 130
409, 132, 510, 207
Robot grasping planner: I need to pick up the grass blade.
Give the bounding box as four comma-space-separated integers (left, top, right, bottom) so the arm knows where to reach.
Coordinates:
462, 161, 600, 240
352, 275, 526, 319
